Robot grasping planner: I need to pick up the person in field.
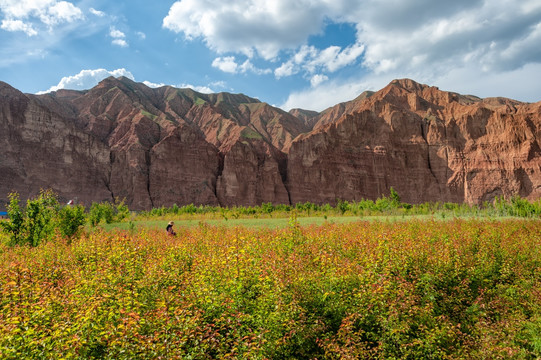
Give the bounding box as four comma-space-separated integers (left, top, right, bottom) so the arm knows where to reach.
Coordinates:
166, 221, 176, 236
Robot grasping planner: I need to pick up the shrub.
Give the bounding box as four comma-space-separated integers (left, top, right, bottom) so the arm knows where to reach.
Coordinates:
114, 199, 130, 222
336, 199, 350, 214
389, 186, 401, 205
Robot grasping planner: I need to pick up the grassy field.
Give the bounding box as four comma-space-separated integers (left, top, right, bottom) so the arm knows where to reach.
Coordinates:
2, 217, 541, 359
101, 212, 513, 232
101, 214, 402, 231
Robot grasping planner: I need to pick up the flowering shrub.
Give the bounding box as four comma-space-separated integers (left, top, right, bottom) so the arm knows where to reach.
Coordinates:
1, 219, 540, 358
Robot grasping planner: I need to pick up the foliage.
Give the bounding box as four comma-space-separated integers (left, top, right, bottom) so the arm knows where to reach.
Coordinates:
1, 219, 541, 358
89, 199, 130, 227
57, 205, 86, 239
133, 190, 541, 220
389, 186, 401, 205
0, 190, 59, 247
0, 193, 24, 245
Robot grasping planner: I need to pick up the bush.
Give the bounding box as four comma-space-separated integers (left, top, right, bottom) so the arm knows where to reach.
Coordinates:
336, 199, 350, 214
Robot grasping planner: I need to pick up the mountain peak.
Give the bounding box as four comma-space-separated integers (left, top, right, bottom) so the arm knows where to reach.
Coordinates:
388, 78, 432, 92
0, 81, 24, 96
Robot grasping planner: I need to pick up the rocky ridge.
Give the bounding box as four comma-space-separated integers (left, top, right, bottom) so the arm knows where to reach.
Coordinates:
1, 77, 540, 209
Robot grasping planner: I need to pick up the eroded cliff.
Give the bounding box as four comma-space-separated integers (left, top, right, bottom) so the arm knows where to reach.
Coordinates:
1, 77, 540, 209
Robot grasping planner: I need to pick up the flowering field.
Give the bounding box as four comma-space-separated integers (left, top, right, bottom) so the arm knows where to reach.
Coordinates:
1, 218, 541, 359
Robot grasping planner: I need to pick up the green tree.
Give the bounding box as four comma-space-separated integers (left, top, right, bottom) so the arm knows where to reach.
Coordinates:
390, 187, 401, 206
89, 202, 104, 227
58, 204, 86, 239
0, 190, 59, 246
0, 192, 24, 245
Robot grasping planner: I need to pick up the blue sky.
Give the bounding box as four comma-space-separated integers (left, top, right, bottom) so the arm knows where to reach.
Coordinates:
1, 0, 541, 112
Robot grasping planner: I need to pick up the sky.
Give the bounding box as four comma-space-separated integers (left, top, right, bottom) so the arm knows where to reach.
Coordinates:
1, 0, 541, 112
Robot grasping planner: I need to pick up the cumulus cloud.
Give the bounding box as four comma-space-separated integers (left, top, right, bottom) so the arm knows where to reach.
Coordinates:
310, 74, 328, 88
1, 19, 37, 36
163, 0, 541, 108
37, 68, 135, 93
212, 56, 238, 73
163, 0, 346, 59
109, 26, 128, 47
42, 1, 82, 26
178, 83, 214, 93
109, 27, 125, 39
0, 0, 83, 34
37, 69, 218, 96
212, 56, 271, 74
112, 39, 128, 47
143, 80, 166, 88
353, 0, 541, 77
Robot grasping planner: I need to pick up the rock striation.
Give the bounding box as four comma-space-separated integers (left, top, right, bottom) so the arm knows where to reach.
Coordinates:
1, 77, 540, 210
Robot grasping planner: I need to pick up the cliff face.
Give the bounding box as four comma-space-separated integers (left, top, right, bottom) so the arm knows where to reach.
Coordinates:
286, 79, 541, 204
1, 77, 540, 209
0, 82, 112, 207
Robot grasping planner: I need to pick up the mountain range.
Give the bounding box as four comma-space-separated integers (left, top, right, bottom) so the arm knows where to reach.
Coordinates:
1, 77, 540, 210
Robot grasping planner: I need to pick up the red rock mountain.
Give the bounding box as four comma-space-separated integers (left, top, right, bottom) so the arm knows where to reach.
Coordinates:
1, 77, 540, 209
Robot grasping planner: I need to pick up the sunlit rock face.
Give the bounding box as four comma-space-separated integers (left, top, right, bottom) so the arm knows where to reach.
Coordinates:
1, 77, 540, 209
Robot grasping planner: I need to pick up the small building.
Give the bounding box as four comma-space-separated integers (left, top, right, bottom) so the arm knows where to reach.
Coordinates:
0, 211, 8, 219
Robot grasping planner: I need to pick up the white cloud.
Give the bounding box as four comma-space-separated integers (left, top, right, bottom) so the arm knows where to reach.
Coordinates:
37, 69, 218, 96
212, 56, 270, 74
109, 26, 128, 47
281, 79, 368, 112
109, 26, 125, 38
143, 80, 166, 88
274, 60, 295, 78
136, 31, 146, 40
310, 74, 328, 88
433, 63, 541, 103
164, 0, 541, 109
37, 68, 135, 93
112, 38, 128, 47
276, 43, 365, 79
89, 8, 105, 17
163, 0, 343, 59
325, 43, 365, 72
239, 59, 271, 75
352, 0, 541, 77
212, 56, 238, 73
178, 83, 214, 93
281, 58, 541, 112
41, 1, 83, 26
144, 80, 216, 93
1, 19, 37, 35
0, 0, 56, 19
0, 0, 83, 34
